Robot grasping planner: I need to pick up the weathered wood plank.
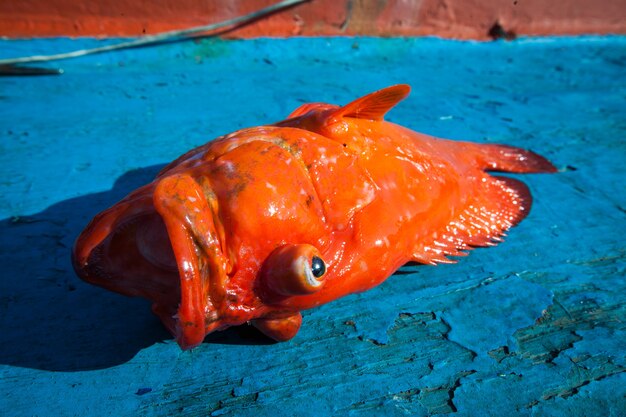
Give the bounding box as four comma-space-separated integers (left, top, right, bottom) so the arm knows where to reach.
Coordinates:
1, 37, 624, 416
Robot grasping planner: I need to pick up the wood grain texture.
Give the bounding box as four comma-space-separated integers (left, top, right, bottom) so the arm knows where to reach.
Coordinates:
0, 36, 624, 416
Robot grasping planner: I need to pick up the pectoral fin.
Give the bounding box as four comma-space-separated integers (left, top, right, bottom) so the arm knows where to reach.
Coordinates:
251, 313, 303, 342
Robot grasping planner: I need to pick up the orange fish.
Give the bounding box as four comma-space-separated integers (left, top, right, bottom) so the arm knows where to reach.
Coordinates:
73, 85, 556, 349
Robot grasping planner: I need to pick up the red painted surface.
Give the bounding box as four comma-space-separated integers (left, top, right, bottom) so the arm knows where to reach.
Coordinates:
1, 0, 625, 39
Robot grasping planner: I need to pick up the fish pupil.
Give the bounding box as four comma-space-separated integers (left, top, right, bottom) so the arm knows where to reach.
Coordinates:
311, 256, 326, 278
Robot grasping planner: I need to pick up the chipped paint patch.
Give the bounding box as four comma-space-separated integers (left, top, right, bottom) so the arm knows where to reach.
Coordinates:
440, 275, 554, 355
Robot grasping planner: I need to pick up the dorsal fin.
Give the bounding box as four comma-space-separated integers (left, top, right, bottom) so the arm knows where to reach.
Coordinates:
287, 103, 336, 119
331, 84, 411, 121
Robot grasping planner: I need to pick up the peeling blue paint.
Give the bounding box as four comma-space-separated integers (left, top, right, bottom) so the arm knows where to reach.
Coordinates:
441, 275, 554, 356
530, 373, 626, 417
1, 36, 625, 416
571, 328, 626, 363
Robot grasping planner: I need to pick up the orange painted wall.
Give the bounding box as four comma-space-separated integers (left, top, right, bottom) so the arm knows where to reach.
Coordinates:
1, 0, 625, 39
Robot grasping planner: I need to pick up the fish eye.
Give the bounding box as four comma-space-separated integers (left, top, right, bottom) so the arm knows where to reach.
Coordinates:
311, 256, 326, 278
261, 244, 327, 297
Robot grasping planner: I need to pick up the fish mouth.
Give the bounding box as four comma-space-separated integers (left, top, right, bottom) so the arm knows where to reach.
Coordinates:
72, 190, 182, 323
73, 181, 230, 349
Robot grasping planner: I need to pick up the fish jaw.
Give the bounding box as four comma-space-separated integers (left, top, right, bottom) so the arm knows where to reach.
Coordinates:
152, 173, 234, 349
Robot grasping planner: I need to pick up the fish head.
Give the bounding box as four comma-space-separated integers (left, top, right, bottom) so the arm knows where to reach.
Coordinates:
72, 171, 332, 349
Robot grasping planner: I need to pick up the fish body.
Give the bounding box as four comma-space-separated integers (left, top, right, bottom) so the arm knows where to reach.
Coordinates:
73, 85, 555, 349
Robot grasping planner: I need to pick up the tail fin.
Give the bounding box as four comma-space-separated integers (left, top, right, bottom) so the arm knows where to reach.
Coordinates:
471, 143, 557, 173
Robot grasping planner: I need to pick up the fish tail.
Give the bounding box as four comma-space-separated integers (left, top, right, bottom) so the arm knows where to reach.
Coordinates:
471, 143, 557, 173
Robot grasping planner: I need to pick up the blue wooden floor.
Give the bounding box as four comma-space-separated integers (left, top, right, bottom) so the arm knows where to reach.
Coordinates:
1, 36, 625, 416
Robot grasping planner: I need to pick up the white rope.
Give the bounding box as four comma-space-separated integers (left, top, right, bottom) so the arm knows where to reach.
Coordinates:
0, 0, 309, 66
